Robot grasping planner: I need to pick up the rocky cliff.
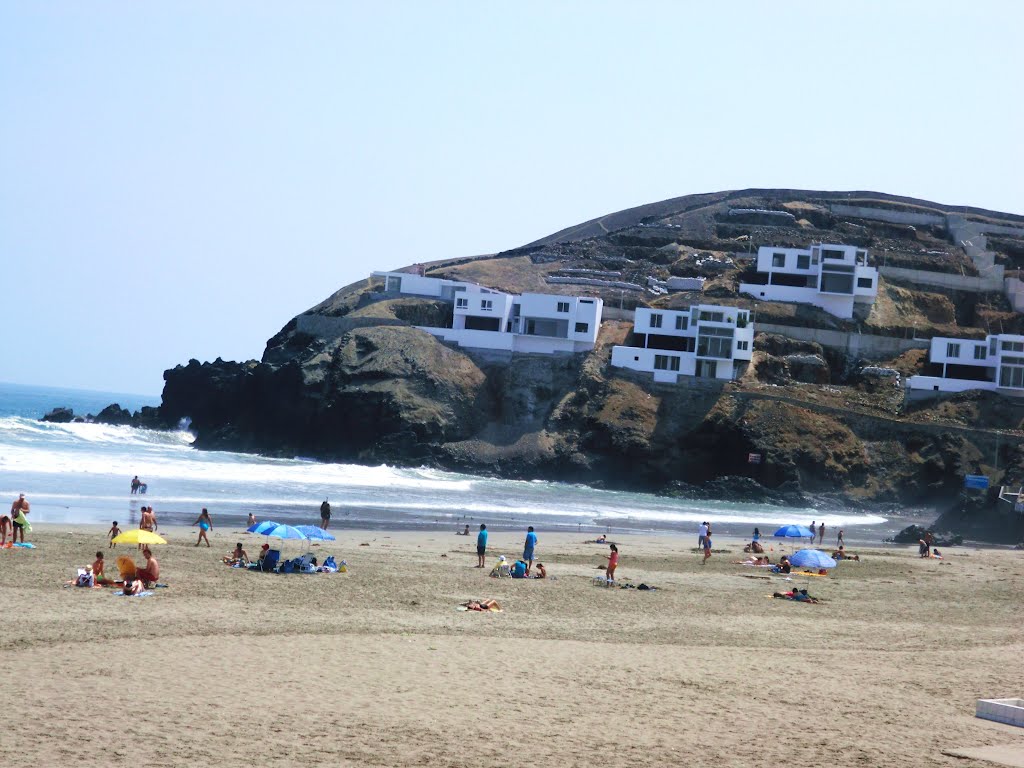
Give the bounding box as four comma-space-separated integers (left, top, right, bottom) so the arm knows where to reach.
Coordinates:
151, 189, 1024, 536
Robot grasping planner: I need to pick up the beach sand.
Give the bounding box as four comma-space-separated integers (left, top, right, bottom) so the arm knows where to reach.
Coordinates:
1, 524, 1022, 767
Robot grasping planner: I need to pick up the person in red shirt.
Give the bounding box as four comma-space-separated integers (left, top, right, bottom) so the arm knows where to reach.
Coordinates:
605, 543, 619, 585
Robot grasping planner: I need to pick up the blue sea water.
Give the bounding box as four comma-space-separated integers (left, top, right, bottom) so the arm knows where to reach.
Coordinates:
0, 382, 912, 541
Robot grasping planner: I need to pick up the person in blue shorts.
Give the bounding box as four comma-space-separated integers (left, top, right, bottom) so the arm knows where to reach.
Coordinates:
476, 524, 488, 568
523, 526, 537, 576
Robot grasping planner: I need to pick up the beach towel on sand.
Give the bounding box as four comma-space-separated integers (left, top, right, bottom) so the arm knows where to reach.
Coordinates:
113, 591, 154, 598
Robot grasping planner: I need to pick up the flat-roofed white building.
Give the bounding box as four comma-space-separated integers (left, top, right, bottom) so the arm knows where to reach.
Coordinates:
907, 333, 1024, 395
372, 270, 501, 301
432, 292, 602, 354
610, 304, 754, 382
739, 243, 878, 319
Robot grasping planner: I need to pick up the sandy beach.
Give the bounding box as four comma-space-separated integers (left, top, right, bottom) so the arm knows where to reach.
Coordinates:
1, 524, 1022, 767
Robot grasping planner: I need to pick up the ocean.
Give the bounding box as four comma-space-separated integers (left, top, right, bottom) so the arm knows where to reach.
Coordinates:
0, 381, 913, 542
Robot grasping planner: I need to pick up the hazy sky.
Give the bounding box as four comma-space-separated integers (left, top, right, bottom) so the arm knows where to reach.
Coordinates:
2, 1, 1021, 395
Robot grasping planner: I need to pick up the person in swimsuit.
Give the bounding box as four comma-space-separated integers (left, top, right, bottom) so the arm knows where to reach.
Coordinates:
10, 493, 29, 543
247, 512, 257, 527
108, 520, 121, 548
702, 534, 712, 565
320, 499, 331, 530
136, 548, 160, 587
605, 543, 619, 585
223, 542, 249, 565
193, 508, 213, 547
130, 476, 141, 494
122, 577, 144, 595
0, 512, 9, 547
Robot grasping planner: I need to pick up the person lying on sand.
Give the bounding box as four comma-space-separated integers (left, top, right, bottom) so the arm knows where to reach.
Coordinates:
773, 589, 821, 604
584, 534, 608, 544
462, 599, 500, 611
736, 556, 772, 566
831, 548, 860, 561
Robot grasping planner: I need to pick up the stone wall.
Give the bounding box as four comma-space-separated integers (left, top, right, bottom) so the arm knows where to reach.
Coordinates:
755, 322, 928, 360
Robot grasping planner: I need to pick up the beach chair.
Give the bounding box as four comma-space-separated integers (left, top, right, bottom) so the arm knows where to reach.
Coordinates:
257, 549, 280, 572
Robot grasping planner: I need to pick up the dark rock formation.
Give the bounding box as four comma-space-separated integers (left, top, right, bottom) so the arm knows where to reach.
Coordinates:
42, 407, 74, 423
94, 404, 133, 426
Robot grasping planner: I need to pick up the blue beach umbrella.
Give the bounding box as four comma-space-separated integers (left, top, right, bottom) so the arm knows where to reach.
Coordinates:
296, 525, 336, 541
263, 524, 307, 541
789, 549, 837, 570
773, 524, 815, 542
247, 520, 281, 534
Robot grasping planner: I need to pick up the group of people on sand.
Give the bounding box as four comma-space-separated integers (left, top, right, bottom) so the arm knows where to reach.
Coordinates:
1, 493, 31, 546
474, 524, 540, 576
67, 545, 159, 595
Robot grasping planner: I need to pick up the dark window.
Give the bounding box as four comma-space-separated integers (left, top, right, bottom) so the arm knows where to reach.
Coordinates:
772, 252, 785, 268
649, 313, 663, 329
737, 340, 749, 351
699, 311, 724, 323
822, 248, 846, 260
556, 301, 570, 313
481, 300, 493, 311
654, 355, 680, 371
675, 315, 688, 331
857, 277, 873, 289
456, 298, 468, 308
464, 316, 501, 332
797, 254, 810, 270
574, 322, 589, 334
697, 335, 733, 359
1001, 340, 1024, 353
946, 343, 960, 358
999, 366, 1024, 388
974, 346, 987, 360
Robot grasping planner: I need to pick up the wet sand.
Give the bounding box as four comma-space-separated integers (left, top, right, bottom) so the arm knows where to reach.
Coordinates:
1, 524, 1022, 767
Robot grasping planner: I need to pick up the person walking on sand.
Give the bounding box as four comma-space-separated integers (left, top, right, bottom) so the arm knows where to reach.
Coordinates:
818, 521, 825, 545
523, 526, 538, 576
809, 521, 816, 543
193, 508, 213, 547
247, 512, 257, 527
703, 532, 713, 565
476, 524, 488, 568
605, 543, 619, 585
108, 520, 121, 548
837, 528, 844, 549
10, 493, 30, 544
320, 498, 331, 530
698, 521, 709, 550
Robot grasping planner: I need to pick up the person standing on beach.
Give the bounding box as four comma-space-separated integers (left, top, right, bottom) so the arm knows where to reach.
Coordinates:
605, 543, 619, 585
138, 507, 155, 550
476, 524, 488, 568
523, 526, 538, 576
702, 531, 712, 565
193, 508, 213, 547
130, 476, 141, 495
698, 521, 709, 550
320, 499, 331, 530
818, 522, 825, 545
809, 521, 816, 543
10, 493, 30, 544
837, 529, 844, 549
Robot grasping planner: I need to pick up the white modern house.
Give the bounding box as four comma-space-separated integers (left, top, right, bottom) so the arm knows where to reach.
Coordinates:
372, 271, 604, 354
610, 304, 754, 382
372, 270, 501, 301
429, 291, 604, 354
907, 334, 1024, 395
739, 243, 878, 319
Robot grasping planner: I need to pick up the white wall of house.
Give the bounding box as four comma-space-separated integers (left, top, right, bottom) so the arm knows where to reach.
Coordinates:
907, 333, 1024, 394
611, 303, 753, 382
740, 243, 878, 319
453, 292, 516, 331
514, 293, 603, 345
372, 271, 499, 299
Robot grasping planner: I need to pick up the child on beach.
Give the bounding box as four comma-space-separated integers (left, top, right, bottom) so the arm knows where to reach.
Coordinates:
108, 521, 121, 547
703, 534, 712, 565
223, 542, 249, 566
193, 508, 213, 547
605, 544, 619, 585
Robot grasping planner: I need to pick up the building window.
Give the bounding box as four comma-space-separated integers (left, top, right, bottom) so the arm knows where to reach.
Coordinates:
737, 340, 749, 351
856, 250, 868, 262
699, 311, 724, 323
649, 313, 663, 329
654, 355, 680, 371
772, 252, 785, 268
974, 346, 987, 360
857, 277, 873, 289
456, 298, 468, 309
822, 248, 845, 260
797, 254, 810, 270
1001, 340, 1024, 353
574, 322, 589, 334
946, 343, 960, 358
697, 336, 733, 359
675, 315, 688, 331
556, 301, 570, 313
481, 300, 493, 311
999, 365, 1024, 388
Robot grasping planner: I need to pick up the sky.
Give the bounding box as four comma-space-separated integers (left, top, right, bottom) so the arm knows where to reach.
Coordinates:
1, 1, 1022, 396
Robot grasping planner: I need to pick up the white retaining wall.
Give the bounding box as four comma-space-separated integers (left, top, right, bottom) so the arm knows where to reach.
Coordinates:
830, 204, 945, 226
878, 265, 1004, 292
755, 322, 929, 359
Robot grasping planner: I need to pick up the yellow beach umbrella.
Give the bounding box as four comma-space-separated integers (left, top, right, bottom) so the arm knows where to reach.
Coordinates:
111, 530, 167, 546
